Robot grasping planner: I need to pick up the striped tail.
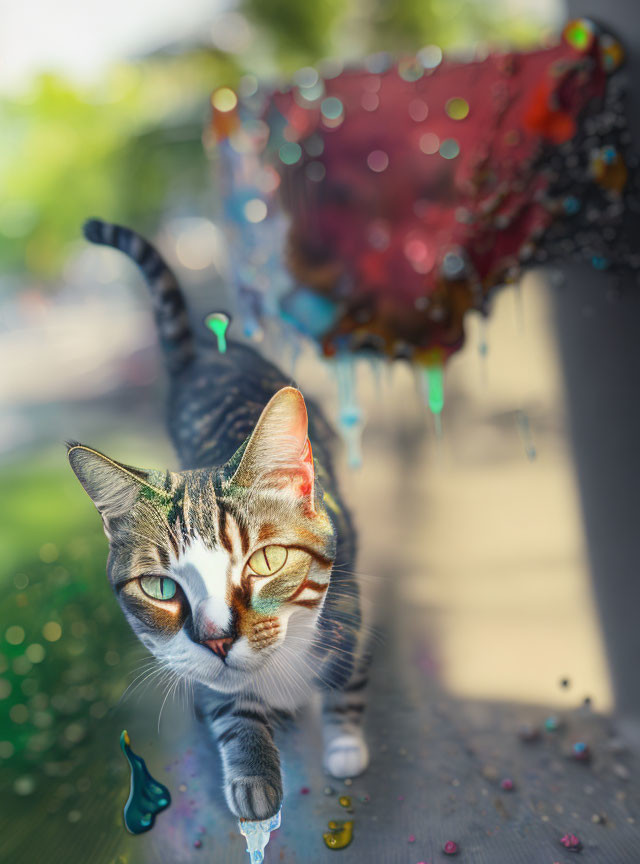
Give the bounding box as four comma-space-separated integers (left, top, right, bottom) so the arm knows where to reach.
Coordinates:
83, 218, 194, 375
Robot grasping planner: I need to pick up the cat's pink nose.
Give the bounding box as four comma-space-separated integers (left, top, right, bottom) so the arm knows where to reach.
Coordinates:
203, 637, 234, 658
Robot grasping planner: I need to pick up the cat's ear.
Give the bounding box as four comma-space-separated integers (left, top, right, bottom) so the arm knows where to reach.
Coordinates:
229, 387, 315, 509
67, 443, 167, 527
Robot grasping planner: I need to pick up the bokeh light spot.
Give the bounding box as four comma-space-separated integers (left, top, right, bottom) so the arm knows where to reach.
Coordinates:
361, 92, 379, 112
306, 161, 326, 182
294, 66, 319, 88
279, 142, 302, 165
320, 97, 344, 121
42, 621, 62, 642
419, 133, 440, 155
244, 198, 268, 223
367, 150, 389, 173
418, 44, 443, 69
440, 138, 461, 159
404, 233, 435, 274
445, 97, 470, 120
398, 60, 423, 82
14, 775, 35, 796
24, 642, 46, 663
409, 99, 429, 122
304, 135, 324, 157
39, 542, 58, 562
563, 18, 595, 52
212, 87, 238, 113
10, 704, 28, 724
5, 626, 25, 646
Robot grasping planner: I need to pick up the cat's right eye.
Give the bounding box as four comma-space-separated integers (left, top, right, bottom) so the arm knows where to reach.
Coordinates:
140, 575, 177, 601
248, 545, 288, 577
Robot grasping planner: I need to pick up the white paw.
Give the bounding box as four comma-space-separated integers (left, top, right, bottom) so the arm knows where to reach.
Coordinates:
323, 733, 369, 779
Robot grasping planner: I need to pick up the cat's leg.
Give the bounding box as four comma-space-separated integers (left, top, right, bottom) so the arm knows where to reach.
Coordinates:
322, 664, 370, 779
204, 696, 283, 820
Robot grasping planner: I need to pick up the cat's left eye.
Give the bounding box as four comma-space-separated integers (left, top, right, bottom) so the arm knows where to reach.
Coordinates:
140, 576, 177, 601
248, 545, 288, 577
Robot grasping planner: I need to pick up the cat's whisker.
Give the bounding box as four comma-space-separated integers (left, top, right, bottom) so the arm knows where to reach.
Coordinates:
157, 670, 181, 734
117, 660, 162, 704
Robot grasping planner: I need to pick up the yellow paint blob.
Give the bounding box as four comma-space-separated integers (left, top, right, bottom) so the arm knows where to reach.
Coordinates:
323, 820, 354, 849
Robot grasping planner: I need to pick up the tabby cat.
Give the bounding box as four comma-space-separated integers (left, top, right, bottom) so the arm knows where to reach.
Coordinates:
67, 219, 370, 821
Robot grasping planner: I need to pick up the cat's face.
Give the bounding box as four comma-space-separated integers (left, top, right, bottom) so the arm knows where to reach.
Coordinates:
68, 388, 336, 694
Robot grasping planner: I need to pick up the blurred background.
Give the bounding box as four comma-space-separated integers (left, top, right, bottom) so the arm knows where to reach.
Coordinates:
4, 1, 637, 862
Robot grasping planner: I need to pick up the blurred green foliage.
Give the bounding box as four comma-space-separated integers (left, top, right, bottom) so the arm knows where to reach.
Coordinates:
0, 51, 239, 277
0, 451, 134, 767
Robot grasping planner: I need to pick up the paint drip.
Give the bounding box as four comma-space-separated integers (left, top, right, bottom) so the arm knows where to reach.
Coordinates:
335, 356, 364, 468
516, 409, 536, 460
323, 819, 354, 849
238, 808, 281, 862
419, 359, 445, 437
120, 730, 171, 834
205, 311, 231, 353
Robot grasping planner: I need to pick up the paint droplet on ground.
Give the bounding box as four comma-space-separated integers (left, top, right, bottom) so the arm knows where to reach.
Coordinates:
194, 840, 202, 849
572, 742, 591, 761
339, 796, 351, 808
560, 833, 582, 851
500, 778, 514, 791
300, 787, 310, 795
323, 819, 353, 850
443, 840, 459, 855
408, 834, 416, 842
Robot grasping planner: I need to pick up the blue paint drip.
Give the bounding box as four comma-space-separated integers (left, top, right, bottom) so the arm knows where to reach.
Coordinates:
516, 410, 537, 461
238, 809, 281, 862
120, 730, 171, 834
334, 356, 364, 468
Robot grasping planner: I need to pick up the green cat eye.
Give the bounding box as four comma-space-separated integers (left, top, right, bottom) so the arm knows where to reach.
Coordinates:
140, 576, 177, 601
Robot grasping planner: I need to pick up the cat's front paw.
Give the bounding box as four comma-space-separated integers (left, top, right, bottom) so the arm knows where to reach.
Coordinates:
226, 775, 283, 821
323, 732, 369, 779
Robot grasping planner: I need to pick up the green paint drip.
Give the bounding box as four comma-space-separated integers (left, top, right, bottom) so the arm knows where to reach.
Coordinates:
425, 364, 444, 415
205, 312, 230, 353
120, 730, 171, 834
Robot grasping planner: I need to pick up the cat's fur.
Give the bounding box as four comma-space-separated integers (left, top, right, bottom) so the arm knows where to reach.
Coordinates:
68, 219, 370, 820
